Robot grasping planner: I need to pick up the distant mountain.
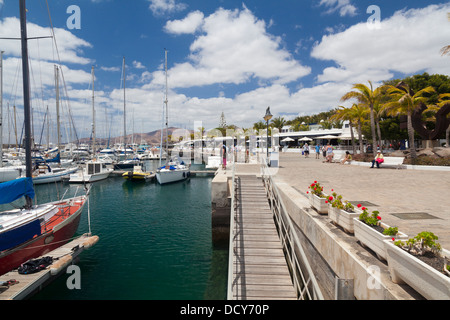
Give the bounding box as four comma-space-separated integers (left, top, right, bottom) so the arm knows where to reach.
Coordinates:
77, 127, 192, 147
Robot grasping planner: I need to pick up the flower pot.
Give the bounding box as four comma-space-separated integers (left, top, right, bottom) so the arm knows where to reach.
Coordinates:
353, 218, 408, 261
384, 241, 450, 299
308, 192, 328, 214
328, 204, 361, 234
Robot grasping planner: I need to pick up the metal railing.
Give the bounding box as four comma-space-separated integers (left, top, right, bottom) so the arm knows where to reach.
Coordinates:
226, 161, 237, 300
260, 155, 324, 300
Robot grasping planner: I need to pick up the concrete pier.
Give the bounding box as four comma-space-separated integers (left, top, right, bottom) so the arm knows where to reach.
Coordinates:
212, 153, 450, 300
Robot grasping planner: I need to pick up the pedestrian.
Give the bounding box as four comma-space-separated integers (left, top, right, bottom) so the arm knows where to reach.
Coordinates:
340, 151, 352, 164
323, 143, 334, 163
303, 143, 309, 158
222, 143, 227, 170
371, 149, 384, 168
315, 144, 320, 159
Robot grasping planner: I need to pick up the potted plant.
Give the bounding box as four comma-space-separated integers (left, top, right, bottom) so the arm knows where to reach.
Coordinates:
306, 181, 328, 214
353, 206, 408, 261
327, 191, 361, 234
385, 232, 450, 299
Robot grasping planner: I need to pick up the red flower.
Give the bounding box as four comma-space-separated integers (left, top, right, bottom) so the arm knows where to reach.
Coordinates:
331, 189, 334, 191
357, 204, 362, 208
392, 238, 395, 241
377, 216, 381, 220
362, 207, 366, 211
328, 196, 333, 201
325, 200, 328, 204
314, 181, 317, 183
306, 191, 309, 194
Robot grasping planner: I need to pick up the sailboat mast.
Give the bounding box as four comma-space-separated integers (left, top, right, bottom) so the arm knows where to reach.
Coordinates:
0, 50, 3, 168
55, 65, 61, 155
123, 56, 126, 154
91, 66, 95, 156
164, 49, 168, 154
19, 0, 33, 207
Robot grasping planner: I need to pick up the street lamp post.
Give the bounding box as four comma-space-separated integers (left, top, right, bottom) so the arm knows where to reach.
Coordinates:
263, 107, 272, 165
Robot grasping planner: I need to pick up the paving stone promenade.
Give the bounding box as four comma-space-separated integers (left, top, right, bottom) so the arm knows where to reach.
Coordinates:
272, 153, 450, 250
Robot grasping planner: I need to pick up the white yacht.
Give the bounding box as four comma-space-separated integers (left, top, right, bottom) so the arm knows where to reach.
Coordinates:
68, 160, 113, 183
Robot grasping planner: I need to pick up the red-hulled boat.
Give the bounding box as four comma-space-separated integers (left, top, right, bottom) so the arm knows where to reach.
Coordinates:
0, 0, 90, 276
0, 188, 89, 276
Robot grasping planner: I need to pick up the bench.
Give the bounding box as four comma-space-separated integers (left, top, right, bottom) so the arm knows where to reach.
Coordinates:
379, 156, 405, 169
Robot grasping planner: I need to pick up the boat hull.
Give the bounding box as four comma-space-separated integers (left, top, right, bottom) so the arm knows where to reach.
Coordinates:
122, 171, 151, 181
32, 167, 78, 185
69, 169, 113, 183
156, 168, 190, 185
0, 197, 87, 276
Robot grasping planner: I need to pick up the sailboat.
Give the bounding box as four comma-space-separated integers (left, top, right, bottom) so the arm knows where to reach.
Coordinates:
68, 66, 112, 183
0, 0, 90, 276
115, 57, 139, 170
156, 50, 190, 185
1, 51, 25, 183
29, 66, 78, 185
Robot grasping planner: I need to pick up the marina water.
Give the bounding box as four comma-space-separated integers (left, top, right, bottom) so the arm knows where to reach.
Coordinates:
7, 161, 227, 300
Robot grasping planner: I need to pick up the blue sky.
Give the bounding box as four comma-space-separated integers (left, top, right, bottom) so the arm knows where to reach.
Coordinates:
0, 0, 449, 144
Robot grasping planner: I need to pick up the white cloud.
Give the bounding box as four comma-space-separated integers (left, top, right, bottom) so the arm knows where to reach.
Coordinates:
318, 0, 357, 17
147, 0, 187, 16
0, 17, 92, 65
101, 66, 120, 72
155, 7, 310, 89
311, 4, 450, 83
164, 10, 204, 34
133, 61, 146, 69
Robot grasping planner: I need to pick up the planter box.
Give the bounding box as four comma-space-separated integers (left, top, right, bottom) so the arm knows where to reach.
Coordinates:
384, 241, 450, 300
308, 192, 328, 214
353, 218, 408, 261
328, 204, 361, 234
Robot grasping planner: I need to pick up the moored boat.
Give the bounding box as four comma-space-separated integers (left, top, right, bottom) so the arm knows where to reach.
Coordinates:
122, 165, 153, 182
68, 160, 113, 183
156, 157, 190, 185
0, 0, 90, 276
0, 178, 89, 276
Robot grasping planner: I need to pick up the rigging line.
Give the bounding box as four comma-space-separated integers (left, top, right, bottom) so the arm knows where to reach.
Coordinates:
45, 0, 62, 64
59, 71, 80, 145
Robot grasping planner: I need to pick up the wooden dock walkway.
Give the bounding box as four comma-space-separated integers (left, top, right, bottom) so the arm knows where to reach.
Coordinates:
229, 174, 297, 300
0, 234, 98, 300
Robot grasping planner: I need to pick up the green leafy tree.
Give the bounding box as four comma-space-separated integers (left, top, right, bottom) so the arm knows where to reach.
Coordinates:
270, 116, 286, 132
382, 82, 436, 159
341, 81, 383, 156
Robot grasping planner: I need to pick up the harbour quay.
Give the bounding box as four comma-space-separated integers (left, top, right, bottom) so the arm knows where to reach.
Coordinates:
211, 153, 450, 300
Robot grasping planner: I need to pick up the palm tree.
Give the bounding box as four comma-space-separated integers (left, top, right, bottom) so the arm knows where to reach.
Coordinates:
349, 103, 368, 154
253, 120, 266, 133
427, 93, 450, 148
382, 82, 436, 159
270, 116, 286, 133
341, 81, 383, 156
440, 93, 450, 148
331, 106, 357, 155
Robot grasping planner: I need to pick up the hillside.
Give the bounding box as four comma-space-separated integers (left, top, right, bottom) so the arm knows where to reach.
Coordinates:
77, 127, 190, 146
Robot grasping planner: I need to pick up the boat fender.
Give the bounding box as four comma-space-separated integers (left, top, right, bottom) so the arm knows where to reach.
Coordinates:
183, 172, 185, 178
50, 255, 73, 275
82, 235, 99, 249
